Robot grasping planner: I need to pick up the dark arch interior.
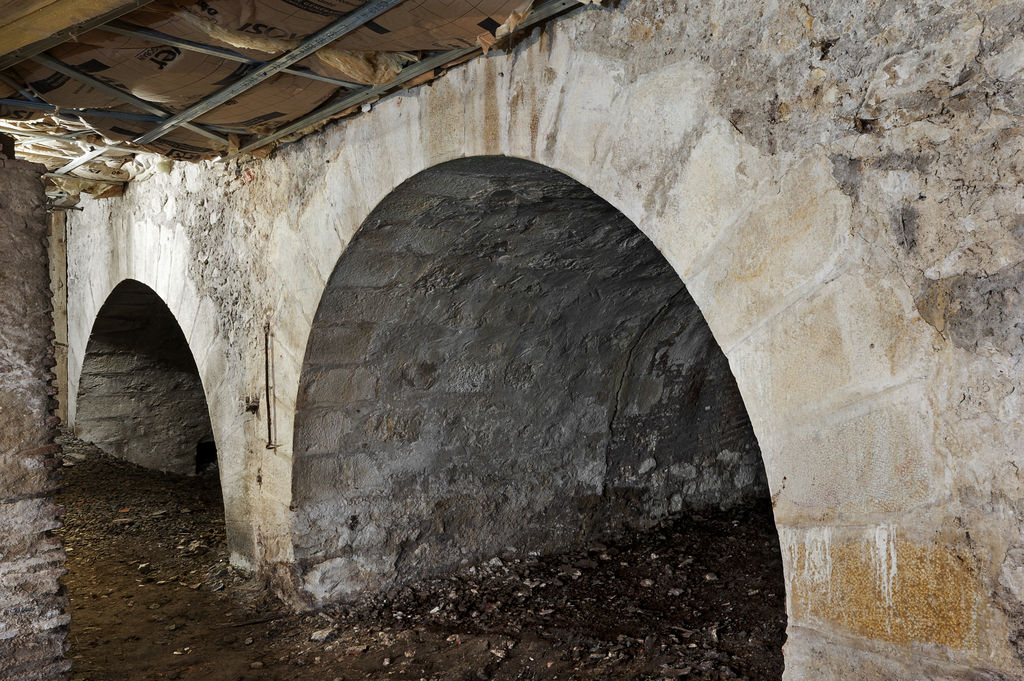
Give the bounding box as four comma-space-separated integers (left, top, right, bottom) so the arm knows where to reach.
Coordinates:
293, 156, 775, 603
75, 279, 216, 476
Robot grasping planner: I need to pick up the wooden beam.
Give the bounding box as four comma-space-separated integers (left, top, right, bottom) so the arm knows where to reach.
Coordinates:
0, 0, 154, 70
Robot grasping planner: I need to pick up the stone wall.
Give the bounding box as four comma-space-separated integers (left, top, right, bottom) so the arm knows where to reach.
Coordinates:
64, 0, 1024, 677
0, 159, 69, 680
292, 157, 765, 600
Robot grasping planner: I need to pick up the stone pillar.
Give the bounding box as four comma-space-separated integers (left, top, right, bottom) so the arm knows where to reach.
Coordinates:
0, 159, 69, 680
48, 211, 68, 424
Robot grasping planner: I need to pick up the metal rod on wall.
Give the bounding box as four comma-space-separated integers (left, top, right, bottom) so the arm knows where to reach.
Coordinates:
264, 322, 278, 450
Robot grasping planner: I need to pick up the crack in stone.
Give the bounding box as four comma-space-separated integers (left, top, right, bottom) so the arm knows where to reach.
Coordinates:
604, 285, 689, 491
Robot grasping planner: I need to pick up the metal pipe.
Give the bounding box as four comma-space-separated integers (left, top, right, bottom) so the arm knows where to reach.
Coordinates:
0, 73, 42, 103
0, 97, 247, 133
54, 146, 116, 175
131, 0, 408, 145
0, 125, 92, 142
43, 171, 125, 185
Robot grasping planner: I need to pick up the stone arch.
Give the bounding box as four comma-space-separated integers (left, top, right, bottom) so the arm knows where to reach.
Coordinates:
75, 279, 216, 476
290, 155, 776, 605
67, 268, 254, 566
248, 72, 952, 668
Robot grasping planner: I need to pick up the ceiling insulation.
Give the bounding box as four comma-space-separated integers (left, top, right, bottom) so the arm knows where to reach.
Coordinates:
0, 1, 148, 59
0, 0, 574, 204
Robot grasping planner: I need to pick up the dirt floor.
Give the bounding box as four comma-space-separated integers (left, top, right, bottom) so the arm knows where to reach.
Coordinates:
57, 435, 787, 681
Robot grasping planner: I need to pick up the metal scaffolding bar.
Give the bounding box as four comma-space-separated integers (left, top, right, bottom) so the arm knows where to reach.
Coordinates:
0, 98, 247, 134
236, 0, 582, 157
0, 0, 156, 71
0, 73, 42, 102
131, 0, 408, 145
53, 145, 117, 174
30, 54, 232, 147
43, 171, 125, 185
0, 125, 98, 143
104, 21, 363, 90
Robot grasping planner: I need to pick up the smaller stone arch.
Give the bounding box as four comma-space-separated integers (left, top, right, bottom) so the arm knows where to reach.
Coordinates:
74, 279, 217, 476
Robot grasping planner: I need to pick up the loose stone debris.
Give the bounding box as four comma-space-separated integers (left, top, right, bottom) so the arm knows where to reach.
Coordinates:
58, 434, 785, 681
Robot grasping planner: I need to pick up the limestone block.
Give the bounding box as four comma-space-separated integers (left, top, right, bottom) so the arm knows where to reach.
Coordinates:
767, 382, 945, 521
729, 265, 938, 429
687, 152, 852, 351
655, 119, 778, 282
593, 61, 712, 225
538, 54, 625, 177
782, 625, 1005, 681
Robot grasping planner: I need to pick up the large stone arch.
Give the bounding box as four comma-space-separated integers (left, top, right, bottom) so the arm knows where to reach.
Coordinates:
256, 64, 949, 673
251, 72, 984, 678
64, 2, 1024, 677
290, 155, 773, 603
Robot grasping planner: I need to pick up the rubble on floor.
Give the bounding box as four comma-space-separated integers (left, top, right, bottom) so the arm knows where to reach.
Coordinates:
57, 434, 786, 681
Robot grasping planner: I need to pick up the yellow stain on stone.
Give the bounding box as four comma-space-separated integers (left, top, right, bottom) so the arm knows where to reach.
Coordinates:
915, 278, 954, 336
789, 535, 983, 650
628, 18, 664, 44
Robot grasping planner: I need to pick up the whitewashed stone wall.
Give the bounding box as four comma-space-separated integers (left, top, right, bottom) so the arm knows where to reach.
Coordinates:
65, 0, 1024, 677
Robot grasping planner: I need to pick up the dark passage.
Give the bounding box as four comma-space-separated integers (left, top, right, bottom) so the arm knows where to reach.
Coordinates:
196, 439, 218, 475
75, 279, 215, 476
293, 157, 773, 603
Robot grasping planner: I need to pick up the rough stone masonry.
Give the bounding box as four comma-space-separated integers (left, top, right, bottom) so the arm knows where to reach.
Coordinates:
0, 159, 68, 679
